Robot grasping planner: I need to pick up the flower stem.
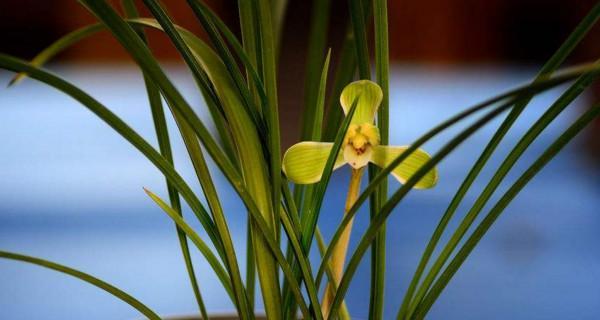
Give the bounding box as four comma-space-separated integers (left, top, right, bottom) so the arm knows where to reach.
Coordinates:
322, 167, 364, 319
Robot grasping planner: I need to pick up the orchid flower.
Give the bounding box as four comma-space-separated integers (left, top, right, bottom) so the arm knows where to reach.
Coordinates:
282, 80, 438, 189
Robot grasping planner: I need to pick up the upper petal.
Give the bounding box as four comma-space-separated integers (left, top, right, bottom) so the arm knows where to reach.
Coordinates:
340, 80, 383, 125
282, 142, 346, 184
370, 145, 438, 189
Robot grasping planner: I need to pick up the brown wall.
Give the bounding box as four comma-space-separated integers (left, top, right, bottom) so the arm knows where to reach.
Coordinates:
2, 0, 598, 63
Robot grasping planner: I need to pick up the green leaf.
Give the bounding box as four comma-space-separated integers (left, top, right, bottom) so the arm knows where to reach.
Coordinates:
315, 66, 600, 317
301, 0, 333, 141
185, 0, 266, 134
64, 9, 311, 320
0, 33, 308, 320
171, 110, 253, 319
322, 30, 359, 141
282, 142, 346, 184
348, 0, 371, 79
371, 146, 438, 189
121, 1, 208, 317
314, 63, 600, 291
312, 49, 333, 141
405, 59, 600, 319
8, 24, 104, 86
144, 189, 236, 299
282, 48, 332, 315
0, 251, 160, 320
340, 80, 383, 125
0, 53, 243, 303
412, 104, 600, 319
326, 99, 517, 319
138, 2, 254, 317
371, 0, 390, 316
398, 4, 600, 317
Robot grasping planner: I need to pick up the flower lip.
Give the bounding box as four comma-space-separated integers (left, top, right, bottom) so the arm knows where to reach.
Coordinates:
343, 123, 380, 168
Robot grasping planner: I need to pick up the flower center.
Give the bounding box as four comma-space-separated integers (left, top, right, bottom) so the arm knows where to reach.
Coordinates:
343, 123, 380, 168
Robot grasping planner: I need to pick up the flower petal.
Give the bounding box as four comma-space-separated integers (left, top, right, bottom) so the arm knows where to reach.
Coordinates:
371, 145, 438, 189
282, 142, 346, 184
340, 80, 383, 124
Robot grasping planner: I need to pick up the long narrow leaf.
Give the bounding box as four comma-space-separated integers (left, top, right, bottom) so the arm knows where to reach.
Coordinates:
406, 60, 600, 319
144, 189, 235, 299
282, 49, 332, 315
184, 0, 266, 134
412, 104, 600, 319
398, 5, 600, 317
314, 63, 600, 288
121, 2, 208, 317
348, 0, 371, 79
370, 0, 390, 318
139, 2, 254, 317
327, 101, 517, 319
65, 10, 311, 320
0, 54, 243, 301
74, 6, 285, 318
0, 251, 160, 320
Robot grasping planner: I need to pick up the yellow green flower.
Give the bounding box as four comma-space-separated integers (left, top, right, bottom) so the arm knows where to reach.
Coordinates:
282, 80, 438, 188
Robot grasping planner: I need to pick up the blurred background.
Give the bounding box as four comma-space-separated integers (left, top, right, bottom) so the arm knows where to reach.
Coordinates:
1, 1, 599, 319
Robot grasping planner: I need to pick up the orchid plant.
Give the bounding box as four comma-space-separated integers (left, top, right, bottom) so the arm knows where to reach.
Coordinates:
1, 1, 600, 320
283, 79, 437, 316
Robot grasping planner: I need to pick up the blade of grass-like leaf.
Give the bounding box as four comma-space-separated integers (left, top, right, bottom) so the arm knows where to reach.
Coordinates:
301, 0, 332, 141
300, 98, 359, 252
323, 28, 358, 141
412, 104, 600, 319
314, 63, 600, 289
237, 2, 263, 305
279, 204, 325, 320
251, 2, 285, 318
315, 229, 351, 320
1, 51, 311, 320
139, 2, 254, 317
282, 180, 350, 320
9, 19, 238, 165
172, 110, 254, 319
45, 3, 247, 211
282, 49, 331, 316
121, 1, 208, 318
186, 0, 269, 119
183, 0, 266, 135
7, 23, 104, 86
313, 49, 332, 141
405, 60, 600, 319
326, 100, 517, 320
144, 189, 236, 299
271, 0, 288, 52
253, 0, 283, 234
0, 53, 243, 299
348, 0, 371, 80
281, 98, 357, 320
77, 9, 310, 319
75, 5, 283, 317
297, 99, 359, 316
371, 0, 389, 318
327, 65, 600, 316
397, 4, 600, 318
245, 223, 256, 310
78, 0, 241, 194
238, 0, 262, 116
0, 251, 161, 320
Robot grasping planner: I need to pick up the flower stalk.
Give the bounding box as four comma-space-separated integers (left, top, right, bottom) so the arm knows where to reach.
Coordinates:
322, 167, 364, 318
